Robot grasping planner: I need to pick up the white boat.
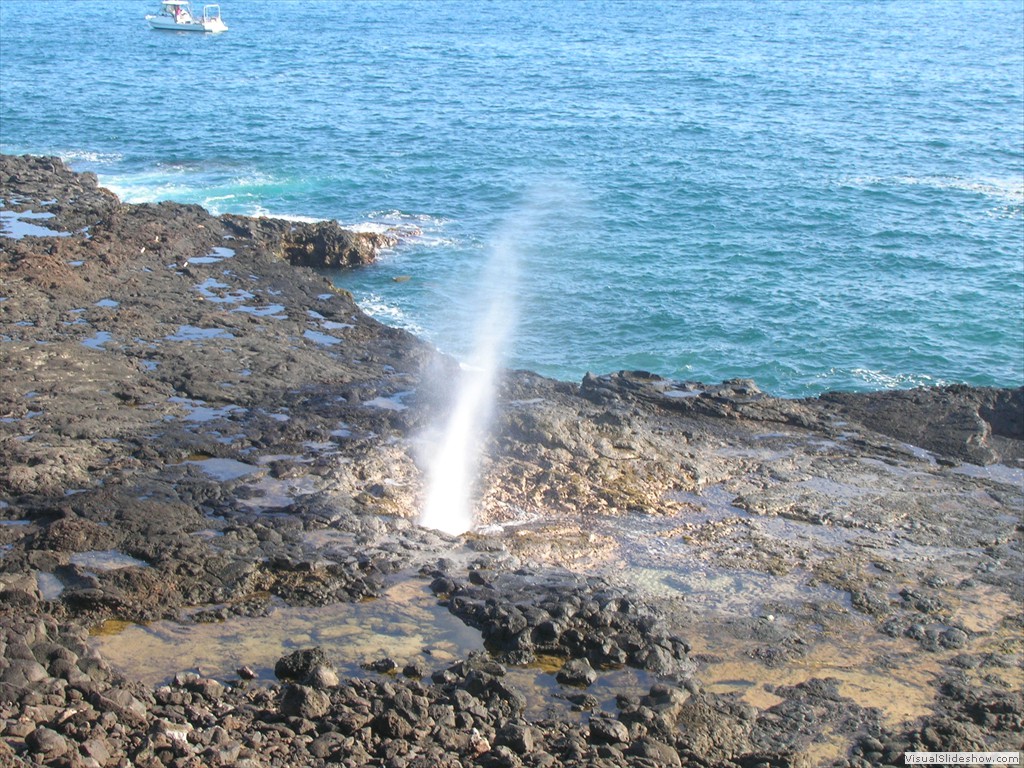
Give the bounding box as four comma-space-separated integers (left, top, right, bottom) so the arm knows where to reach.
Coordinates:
146, 1, 227, 33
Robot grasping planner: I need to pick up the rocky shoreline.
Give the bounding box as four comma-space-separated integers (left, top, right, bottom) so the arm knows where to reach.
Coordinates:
1, 154, 1021, 767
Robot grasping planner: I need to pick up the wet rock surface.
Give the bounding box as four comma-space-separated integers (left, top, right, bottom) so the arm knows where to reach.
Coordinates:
1, 155, 1021, 766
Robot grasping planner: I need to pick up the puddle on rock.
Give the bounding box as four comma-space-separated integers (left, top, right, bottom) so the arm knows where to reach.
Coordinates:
169, 397, 245, 422
90, 579, 480, 686
189, 246, 235, 265
0, 209, 72, 239
698, 629, 943, 725
302, 440, 338, 454
509, 508, 851, 615
236, 474, 319, 509
184, 457, 262, 482
301, 529, 358, 552
165, 325, 234, 341
695, 613, 1023, 734
630, 565, 845, 615
955, 585, 1021, 634
953, 462, 1024, 486
70, 550, 151, 572
303, 329, 342, 346
497, 660, 657, 722
232, 304, 287, 318
81, 331, 113, 350
497, 501, 1024, 738
364, 391, 414, 411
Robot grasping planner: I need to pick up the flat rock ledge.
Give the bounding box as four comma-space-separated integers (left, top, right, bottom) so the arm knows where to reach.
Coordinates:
1, 155, 1022, 767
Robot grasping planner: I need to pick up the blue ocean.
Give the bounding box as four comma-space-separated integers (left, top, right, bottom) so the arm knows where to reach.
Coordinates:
2, 0, 1022, 397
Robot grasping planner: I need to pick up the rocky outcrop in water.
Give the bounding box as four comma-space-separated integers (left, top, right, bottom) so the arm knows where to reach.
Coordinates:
221, 214, 401, 269
1, 155, 1021, 766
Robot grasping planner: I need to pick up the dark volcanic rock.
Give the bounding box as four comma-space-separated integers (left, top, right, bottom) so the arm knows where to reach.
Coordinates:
26, 726, 71, 759
819, 385, 1024, 465
556, 657, 598, 687
274, 647, 339, 687
2, 154, 1022, 768
436, 568, 699, 684
222, 213, 398, 268
280, 683, 332, 719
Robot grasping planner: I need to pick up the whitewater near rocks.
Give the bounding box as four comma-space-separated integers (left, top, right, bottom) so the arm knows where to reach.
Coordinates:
0, 155, 1021, 766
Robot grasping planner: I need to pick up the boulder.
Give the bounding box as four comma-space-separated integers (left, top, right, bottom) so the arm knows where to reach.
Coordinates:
588, 717, 630, 745
274, 647, 338, 688
280, 684, 331, 719
626, 737, 682, 767
556, 658, 597, 687
26, 726, 70, 759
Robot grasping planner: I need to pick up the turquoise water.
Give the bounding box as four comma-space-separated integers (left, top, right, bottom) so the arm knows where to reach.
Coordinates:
2, 0, 1022, 396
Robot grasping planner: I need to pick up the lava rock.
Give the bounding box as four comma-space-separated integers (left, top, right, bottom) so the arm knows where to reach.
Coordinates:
588, 717, 630, 745
556, 658, 597, 687
280, 684, 332, 719
274, 647, 338, 688
26, 726, 70, 759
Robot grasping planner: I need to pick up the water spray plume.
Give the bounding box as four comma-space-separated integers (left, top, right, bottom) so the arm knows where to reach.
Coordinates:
419, 235, 519, 535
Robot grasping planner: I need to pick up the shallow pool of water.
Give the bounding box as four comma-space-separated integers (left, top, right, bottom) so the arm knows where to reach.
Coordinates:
184, 457, 262, 482
169, 397, 245, 423
189, 246, 235, 265
81, 331, 113, 350
0, 209, 71, 239
303, 329, 342, 346
364, 391, 413, 411
70, 550, 151, 572
165, 325, 235, 342
90, 575, 661, 722
232, 304, 287, 318
235, 474, 320, 510
91, 578, 481, 686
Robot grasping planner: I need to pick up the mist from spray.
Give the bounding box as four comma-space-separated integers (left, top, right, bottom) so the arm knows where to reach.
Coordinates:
418, 229, 520, 535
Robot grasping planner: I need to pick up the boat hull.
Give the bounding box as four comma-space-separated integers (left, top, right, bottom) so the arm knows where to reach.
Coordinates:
146, 15, 227, 32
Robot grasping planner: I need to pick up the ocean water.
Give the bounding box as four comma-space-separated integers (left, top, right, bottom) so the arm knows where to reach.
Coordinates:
2, 0, 1022, 397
